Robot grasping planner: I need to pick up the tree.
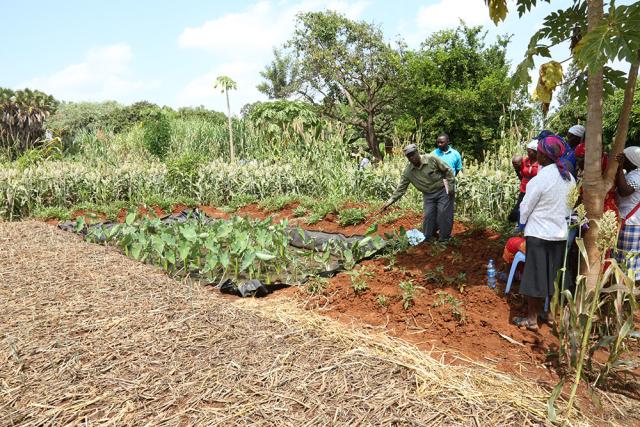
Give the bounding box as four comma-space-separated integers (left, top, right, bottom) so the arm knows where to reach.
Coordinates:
214, 76, 237, 161
288, 11, 401, 161
488, 0, 639, 287
257, 48, 301, 99
0, 88, 58, 159
397, 24, 531, 158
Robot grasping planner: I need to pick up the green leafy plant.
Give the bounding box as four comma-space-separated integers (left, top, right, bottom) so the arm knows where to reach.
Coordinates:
376, 294, 389, 308
337, 207, 366, 227
305, 276, 328, 295
432, 291, 466, 324
348, 266, 373, 294
399, 280, 416, 310
293, 205, 307, 217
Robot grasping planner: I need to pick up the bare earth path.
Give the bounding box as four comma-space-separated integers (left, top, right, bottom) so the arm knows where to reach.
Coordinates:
0, 222, 633, 425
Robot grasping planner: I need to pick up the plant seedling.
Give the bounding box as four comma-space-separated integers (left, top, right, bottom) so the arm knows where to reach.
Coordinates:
348, 266, 373, 294
376, 294, 389, 308
432, 291, 466, 324
305, 276, 328, 295
337, 207, 366, 226
293, 206, 307, 217
399, 280, 415, 310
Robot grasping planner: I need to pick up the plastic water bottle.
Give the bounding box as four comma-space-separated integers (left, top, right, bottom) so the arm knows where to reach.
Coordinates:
487, 259, 496, 289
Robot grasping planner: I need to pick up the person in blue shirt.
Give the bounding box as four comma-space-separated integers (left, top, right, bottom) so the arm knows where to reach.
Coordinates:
432, 133, 462, 176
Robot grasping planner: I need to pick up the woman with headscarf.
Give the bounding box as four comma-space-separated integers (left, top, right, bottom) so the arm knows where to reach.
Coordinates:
615, 146, 640, 283
513, 135, 576, 330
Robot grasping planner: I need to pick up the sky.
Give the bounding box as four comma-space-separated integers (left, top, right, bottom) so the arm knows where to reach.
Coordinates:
0, 0, 632, 114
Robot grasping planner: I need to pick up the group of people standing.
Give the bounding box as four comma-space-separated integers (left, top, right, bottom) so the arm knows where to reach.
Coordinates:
505, 125, 640, 330
379, 127, 640, 332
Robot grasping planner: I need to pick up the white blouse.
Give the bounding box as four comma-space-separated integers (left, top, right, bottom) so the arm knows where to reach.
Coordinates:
520, 164, 576, 241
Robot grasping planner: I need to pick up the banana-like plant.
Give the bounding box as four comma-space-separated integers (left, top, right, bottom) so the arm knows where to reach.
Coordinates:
1, 88, 58, 158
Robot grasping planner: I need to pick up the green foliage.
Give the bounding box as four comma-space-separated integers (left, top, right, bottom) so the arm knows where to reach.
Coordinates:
0, 88, 59, 159
87, 213, 297, 284
176, 106, 226, 125
348, 266, 372, 294
257, 48, 301, 99
142, 109, 172, 159
376, 294, 389, 308
246, 100, 321, 142
305, 276, 328, 295
548, 81, 640, 147
432, 291, 466, 323
337, 207, 366, 227
288, 10, 401, 160
258, 195, 297, 212
46, 101, 123, 146
399, 280, 416, 310
397, 25, 531, 158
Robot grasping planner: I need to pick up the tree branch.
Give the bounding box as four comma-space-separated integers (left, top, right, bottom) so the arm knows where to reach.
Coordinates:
604, 50, 640, 186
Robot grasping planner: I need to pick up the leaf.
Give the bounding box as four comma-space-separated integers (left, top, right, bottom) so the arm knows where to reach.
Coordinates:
219, 251, 230, 269
575, 238, 590, 270
547, 379, 565, 422
365, 222, 378, 236
125, 212, 136, 225
485, 0, 508, 24
180, 226, 198, 242
131, 242, 143, 260
240, 250, 256, 272
256, 251, 276, 261
178, 242, 191, 261
75, 216, 86, 232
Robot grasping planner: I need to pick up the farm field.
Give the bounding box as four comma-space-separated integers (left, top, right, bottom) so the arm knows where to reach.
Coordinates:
1, 221, 638, 426
3, 1, 640, 424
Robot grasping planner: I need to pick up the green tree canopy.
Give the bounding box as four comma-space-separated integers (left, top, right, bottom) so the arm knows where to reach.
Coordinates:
397, 24, 530, 158
288, 10, 402, 160
257, 48, 302, 99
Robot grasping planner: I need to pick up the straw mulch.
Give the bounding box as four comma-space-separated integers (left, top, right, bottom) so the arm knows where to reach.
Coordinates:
0, 221, 633, 426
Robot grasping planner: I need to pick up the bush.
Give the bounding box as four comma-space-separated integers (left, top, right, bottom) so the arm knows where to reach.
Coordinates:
46, 101, 123, 146
142, 109, 172, 159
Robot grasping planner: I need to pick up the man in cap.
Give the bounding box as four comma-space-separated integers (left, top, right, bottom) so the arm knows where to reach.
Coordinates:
380, 144, 456, 241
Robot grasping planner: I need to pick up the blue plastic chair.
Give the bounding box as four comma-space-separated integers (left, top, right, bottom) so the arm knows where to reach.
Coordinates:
504, 227, 578, 312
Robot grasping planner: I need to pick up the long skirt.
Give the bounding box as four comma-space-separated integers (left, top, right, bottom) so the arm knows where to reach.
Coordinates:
616, 224, 640, 280
519, 236, 566, 299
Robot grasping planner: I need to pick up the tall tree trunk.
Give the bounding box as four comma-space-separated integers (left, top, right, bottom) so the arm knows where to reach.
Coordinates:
582, 0, 605, 290
226, 89, 235, 161
366, 112, 382, 161
604, 55, 640, 185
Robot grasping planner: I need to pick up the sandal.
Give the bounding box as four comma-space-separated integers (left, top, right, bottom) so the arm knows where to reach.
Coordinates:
512, 316, 539, 331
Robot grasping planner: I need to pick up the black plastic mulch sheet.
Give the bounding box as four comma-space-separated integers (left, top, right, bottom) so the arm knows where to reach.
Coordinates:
59, 208, 386, 297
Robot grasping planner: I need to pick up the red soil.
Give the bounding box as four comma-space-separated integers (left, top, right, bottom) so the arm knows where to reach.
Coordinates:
116, 205, 166, 223
70, 210, 107, 223
280, 227, 560, 381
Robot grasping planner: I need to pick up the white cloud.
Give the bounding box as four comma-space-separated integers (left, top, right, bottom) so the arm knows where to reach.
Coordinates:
21, 44, 159, 103
176, 0, 368, 112
410, 0, 491, 44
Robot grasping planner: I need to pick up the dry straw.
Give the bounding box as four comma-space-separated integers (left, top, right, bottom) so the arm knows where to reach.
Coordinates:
1, 222, 637, 426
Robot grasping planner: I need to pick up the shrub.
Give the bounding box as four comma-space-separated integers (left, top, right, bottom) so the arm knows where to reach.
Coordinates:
142, 109, 171, 159
337, 207, 366, 226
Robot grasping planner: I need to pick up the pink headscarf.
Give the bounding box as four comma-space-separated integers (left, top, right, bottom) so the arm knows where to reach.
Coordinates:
538, 135, 571, 180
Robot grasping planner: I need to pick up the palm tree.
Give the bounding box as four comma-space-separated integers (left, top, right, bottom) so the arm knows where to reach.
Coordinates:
213, 76, 238, 161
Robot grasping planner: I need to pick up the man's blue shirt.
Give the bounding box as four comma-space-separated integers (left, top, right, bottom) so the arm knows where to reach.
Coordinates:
432, 147, 462, 175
